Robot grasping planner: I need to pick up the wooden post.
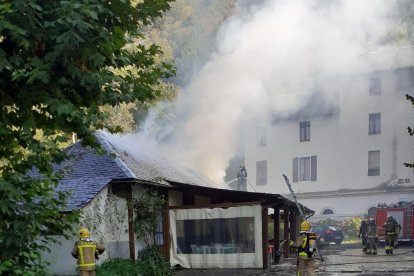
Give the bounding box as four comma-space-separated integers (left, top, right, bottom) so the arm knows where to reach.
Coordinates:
289, 209, 297, 247
127, 184, 136, 261
162, 190, 170, 261
273, 208, 280, 263
262, 206, 268, 268
283, 205, 289, 258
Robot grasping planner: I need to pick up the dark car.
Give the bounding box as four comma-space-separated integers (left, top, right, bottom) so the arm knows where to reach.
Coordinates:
312, 225, 344, 245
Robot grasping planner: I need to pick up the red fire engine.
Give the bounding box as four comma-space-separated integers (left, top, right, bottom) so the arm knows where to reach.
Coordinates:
373, 202, 414, 242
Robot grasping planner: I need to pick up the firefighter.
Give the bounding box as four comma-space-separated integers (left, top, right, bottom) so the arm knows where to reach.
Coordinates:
72, 227, 105, 276
236, 165, 248, 191
383, 216, 400, 254
365, 218, 377, 255
358, 218, 368, 252
290, 220, 317, 276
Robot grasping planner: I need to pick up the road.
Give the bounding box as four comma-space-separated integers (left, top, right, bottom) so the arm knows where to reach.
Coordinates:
173, 244, 414, 275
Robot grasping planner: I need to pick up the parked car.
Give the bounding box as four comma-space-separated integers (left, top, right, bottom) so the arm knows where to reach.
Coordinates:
312, 225, 344, 245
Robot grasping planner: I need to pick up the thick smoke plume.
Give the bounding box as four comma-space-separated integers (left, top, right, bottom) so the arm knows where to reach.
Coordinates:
106, 0, 398, 184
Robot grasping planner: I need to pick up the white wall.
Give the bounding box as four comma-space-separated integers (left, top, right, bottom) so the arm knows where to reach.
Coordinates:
244, 65, 414, 219
42, 232, 78, 275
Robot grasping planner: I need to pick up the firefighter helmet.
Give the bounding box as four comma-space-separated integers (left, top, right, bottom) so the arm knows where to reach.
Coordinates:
300, 220, 311, 231
79, 227, 90, 238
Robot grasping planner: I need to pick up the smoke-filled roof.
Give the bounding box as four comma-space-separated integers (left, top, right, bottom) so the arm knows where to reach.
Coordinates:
98, 132, 217, 188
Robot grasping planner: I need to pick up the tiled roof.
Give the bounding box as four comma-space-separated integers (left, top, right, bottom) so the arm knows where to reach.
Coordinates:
117, 150, 217, 188
56, 132, 217, 211
56, 138, 133, 211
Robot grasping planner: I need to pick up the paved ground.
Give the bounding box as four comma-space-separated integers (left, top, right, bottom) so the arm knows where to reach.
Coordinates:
173, 244, 414, 275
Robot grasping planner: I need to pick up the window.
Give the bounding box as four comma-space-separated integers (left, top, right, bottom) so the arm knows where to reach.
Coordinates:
176, 217, 255, 254
322, 208, 334, 215
256, 160, 267, 185
256, 126, 267, 146
369, 113, 381, 135
155, 210, 163, 245
369, 76, 381, 95
299, 121, 310, 142
292, 156, 317, 182
368, 150, 380, 176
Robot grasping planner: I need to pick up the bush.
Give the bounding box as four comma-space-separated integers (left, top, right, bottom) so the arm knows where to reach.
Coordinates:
97, 259, 138, 276
340, 217, 362, 240
136, 246, 172, 276
96, 247, 172, 276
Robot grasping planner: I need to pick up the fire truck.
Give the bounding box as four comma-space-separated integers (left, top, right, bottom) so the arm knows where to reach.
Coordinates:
372, 201, 414, 242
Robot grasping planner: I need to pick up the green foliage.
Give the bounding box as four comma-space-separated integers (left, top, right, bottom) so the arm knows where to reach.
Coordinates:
340, 217, 362, 239
96, 247, 172, 276
148, 0, 235, 86
97, 259, 139, 276
133, 189, 165, 246
136, 246, 173, 276
0, 0, 174, 274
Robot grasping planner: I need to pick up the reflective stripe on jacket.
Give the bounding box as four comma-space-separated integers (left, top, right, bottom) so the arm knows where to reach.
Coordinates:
78, 241, 97, 270
72, 239, 102, 270
291, 232, 313, 259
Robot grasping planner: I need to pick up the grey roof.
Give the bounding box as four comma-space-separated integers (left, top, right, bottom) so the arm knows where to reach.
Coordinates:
56, 139, 133, 211
56, 132, 217, 211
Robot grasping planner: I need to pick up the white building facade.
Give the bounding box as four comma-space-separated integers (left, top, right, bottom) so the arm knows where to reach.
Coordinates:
244, 48, 414, 221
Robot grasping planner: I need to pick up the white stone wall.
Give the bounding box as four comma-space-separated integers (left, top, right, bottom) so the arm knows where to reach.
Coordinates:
42, 185, 146, 275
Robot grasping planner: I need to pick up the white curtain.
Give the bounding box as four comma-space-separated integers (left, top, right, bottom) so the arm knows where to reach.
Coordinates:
169, 204, 263, 268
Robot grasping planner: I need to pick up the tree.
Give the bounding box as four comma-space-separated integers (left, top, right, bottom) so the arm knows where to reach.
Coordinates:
0, 0, 174, 274
387, 0, 414, 46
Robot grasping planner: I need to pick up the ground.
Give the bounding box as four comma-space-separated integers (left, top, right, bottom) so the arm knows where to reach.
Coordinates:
173, 243, 414, 275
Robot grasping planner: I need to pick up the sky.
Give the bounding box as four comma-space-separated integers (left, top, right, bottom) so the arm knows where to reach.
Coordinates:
106, 0, 399, 185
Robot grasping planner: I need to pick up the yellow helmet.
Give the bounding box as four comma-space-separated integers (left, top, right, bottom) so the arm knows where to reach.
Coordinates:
79, 227, 90, 238
300, 221, 311, 231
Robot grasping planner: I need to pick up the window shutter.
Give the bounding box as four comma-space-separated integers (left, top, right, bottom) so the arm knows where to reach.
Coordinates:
293, 157, 298, 182
311, 155, 317, 181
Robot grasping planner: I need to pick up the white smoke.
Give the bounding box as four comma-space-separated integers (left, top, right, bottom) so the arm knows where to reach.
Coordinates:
107, 0, 398, 184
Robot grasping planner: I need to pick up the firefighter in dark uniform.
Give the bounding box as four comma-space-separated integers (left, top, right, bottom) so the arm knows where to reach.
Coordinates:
358, 219, 368, 252
290, 220, 317, 276
72, 227, 105, 276
383, 216, 401, 254
365, 218, 377, 255
236, 165, 248, 191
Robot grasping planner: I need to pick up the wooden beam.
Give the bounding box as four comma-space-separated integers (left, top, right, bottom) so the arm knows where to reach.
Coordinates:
169, 201, 262, 210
